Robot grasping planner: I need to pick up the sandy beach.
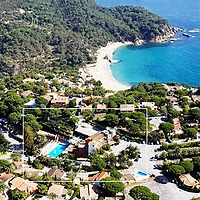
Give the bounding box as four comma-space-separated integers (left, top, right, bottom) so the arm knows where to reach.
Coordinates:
80, 42, 133, 91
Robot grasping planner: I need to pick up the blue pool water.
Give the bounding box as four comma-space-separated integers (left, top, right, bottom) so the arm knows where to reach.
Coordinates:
97, 0, 200, 86
24, 99, 37, 106
136, 171, 148, 177
48, 143, 69, 158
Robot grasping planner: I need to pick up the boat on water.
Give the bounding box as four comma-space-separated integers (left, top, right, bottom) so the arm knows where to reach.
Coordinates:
182, 33, 193, 37
188, 29, 200, 33
170, 38, 181, 42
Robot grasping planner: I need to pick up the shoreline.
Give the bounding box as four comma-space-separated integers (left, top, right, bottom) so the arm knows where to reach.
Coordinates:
80, 31, 177, 92
80, 42, 132, 91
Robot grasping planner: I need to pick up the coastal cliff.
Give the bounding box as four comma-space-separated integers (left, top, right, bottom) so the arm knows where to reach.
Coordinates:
134, 26, 177, 45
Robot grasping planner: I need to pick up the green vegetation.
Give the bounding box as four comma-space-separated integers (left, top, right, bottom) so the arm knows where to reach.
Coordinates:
0, 133, 9, 153
89, 145, 139, 171
161, 141, 200, 151
129, 186, 159, 200
101, 177, 125, 196
168, 164, 185, 177
0, 0, 171, 74
9, 189, 27, 200
0, 159, 14, 173
0, 180, 6, 194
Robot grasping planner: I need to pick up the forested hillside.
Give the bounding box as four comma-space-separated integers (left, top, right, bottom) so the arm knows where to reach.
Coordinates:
0, 0, 172, 74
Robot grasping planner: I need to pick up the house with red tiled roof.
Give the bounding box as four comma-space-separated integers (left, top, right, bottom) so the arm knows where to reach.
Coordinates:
89, 171, 109, 181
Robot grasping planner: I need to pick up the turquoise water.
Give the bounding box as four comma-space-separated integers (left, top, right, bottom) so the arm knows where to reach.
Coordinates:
136, 171, 148, 177
97, 0, 200, 86
24, 99, 37, 106
48, 143, 68, 158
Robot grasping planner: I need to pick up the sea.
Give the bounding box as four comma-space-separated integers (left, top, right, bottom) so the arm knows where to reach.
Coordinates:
97, 0, 200, 87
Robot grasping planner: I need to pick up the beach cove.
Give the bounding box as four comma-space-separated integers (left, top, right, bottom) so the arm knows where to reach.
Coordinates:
90, 0, 200, 89
80, 42, 132, 91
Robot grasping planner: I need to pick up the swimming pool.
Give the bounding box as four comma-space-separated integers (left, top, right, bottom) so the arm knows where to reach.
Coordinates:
134, 170, 150, 181
48, 143, 68, 158
136, 171, 148, 177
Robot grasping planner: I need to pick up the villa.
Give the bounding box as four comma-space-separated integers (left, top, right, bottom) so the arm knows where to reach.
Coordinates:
86, 132, 108, 156
121, 168, 150, 184
48, 184, 70, 199
10, 177, 38, 193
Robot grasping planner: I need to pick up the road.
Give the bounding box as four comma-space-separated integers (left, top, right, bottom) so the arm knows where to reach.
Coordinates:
112, 140, 200, 200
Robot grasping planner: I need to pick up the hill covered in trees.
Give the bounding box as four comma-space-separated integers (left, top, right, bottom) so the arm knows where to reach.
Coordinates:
0, 0, 173, 74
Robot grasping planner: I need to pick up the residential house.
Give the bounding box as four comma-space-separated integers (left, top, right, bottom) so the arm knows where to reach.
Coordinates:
47, 167, 65, 179
89, 171, 109, 182
86, 132, 107, 156
51, 96, 69, 108
80, 184, 98, 200
10, 177, 38, 193
120, 104, 135, 112
173, 118, 183, 134
75, 132, 107, 158
48, 184, 70, 199
0, 173, 15, 185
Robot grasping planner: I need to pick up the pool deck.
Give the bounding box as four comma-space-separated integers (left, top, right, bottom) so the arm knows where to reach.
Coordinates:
40, 141, 58, 156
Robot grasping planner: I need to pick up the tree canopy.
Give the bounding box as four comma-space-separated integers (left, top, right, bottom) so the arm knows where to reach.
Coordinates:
129, 186, 159, 200
0, 0, 171, 74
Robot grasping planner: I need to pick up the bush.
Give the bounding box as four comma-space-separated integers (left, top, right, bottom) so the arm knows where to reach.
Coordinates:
181, 160, 194, 173
168, 164, 185, 177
